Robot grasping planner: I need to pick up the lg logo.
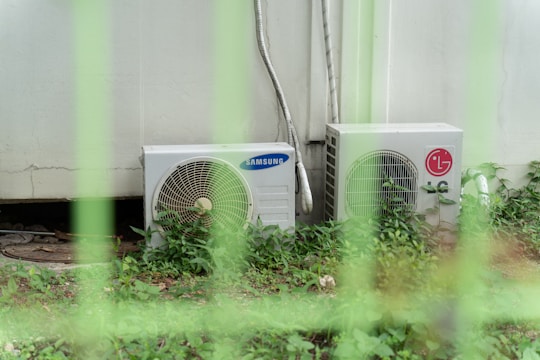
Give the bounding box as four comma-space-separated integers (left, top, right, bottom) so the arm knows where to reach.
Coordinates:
426, 180, 449, 193
425, 148, 453, 177
425, 148, 453, 193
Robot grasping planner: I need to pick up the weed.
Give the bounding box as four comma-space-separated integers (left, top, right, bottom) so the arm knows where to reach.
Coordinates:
147, 210, 215, 274
0, 337, 73, 359
488, 161, 540, 244
241, 329, 335, 360
2, 161, 540, 358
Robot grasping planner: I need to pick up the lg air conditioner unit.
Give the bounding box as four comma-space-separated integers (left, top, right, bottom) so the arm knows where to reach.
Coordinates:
142, 143, 295, 247
324, 123, 463, 226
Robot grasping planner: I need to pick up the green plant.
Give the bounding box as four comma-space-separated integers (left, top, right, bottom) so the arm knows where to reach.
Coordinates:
285, 332, 316, 359
333, 328, 395, 359
0, 276, 20, 304
110, 255, 162, 301
245, 220, 297, 271
0, 337, 73, 359
102, 333, 213, 359
0, 264, 71, 305
373, 229, 438, 295
487, 161, 540, 243
421, 182, 458, 232
3, 162, 540, 359
141, 209, 216, 274
485, 321, 540, 359
240, 329, 334, 360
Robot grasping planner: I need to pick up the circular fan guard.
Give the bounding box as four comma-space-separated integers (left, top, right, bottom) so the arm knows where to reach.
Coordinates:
152, 157, 253, 234
345, 150, 418, 218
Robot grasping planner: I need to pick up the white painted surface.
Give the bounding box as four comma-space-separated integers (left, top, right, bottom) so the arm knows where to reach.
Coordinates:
1, 0, 539, 222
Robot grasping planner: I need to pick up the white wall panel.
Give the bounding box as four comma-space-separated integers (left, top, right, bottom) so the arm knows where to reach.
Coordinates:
1, 0, 539, 221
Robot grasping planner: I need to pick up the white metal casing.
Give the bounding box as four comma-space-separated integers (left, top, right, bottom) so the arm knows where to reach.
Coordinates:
325, 123, 463, 225
142, 143, 295, 247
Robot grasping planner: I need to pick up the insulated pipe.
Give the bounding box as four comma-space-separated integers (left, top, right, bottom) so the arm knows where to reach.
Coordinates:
321, 0, 340, 123
462, 168, 490, 207
253, 0, 293, 146
254, 0, 313, 214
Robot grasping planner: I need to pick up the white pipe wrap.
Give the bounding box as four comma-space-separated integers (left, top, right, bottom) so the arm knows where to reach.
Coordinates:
462, 168, 490, 207
254, 0, 313, 214
254, 0, 292, 130
296, 161, 313, 214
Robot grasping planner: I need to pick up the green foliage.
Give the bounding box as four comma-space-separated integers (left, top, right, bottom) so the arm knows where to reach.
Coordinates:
241, 329, 335, 360
109, 255, 162, 301
483, 321, 540, 359
421, 184, 457, 206
2, 162, 540, 358
0, 337, 73, 359
245, 219, 342, 270
147, 210, 215, 274
373, 229, 438, 295
101, 333, 213, 359
460, 160, 540, 252
487, 161, 540, 243
0, 263, 72, 306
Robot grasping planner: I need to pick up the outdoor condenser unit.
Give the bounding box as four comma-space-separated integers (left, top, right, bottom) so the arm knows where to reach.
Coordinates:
324, 123, 463, 225
142, 143, 295, 247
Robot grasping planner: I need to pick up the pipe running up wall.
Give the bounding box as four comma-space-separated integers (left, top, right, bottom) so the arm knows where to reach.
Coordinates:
253, 0, 313, 214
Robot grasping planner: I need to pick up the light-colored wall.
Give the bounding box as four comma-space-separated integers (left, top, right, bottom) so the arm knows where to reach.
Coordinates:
1, 0, 538, 223
353, 0, 540, 187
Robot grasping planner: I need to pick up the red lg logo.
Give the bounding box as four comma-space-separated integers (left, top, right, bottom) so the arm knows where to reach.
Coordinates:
425, 148, 453, 176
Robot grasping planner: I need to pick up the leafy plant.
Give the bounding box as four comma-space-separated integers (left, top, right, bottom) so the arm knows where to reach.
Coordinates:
488, 161, 540, 243
141, 209, 216, 274
0, 337, 73, 359
2, 161, 540, 359
110, 255, 162, 301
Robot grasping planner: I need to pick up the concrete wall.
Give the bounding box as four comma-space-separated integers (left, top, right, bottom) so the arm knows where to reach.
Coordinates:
359, 0, 540, 182
1, 0, 539, 223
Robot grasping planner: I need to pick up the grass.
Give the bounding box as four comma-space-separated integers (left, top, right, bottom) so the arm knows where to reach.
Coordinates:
1, 161, 540, 359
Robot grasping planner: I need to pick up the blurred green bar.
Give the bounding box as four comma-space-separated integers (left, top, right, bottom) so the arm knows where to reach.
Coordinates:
464, 0, 503, 165
72, 0, 113, 263
458, 0, 503, 357
213, 0, 250, 144
210, 3, 251, 356
341, 0, 374, 123
72, 1, 113, 358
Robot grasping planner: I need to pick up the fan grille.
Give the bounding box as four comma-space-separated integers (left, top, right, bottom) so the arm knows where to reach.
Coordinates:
153, 157, 253, 233
345, 150, 418, 218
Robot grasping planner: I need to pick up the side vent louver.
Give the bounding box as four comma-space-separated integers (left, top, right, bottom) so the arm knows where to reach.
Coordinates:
324, 135, 337, 219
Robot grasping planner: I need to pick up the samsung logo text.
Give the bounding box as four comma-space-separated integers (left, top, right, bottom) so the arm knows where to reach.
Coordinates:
240, 153, 289, 170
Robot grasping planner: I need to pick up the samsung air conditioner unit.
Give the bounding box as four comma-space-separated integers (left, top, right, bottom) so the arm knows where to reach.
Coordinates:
142, 143, 295, 247
324, 123, 463, 226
